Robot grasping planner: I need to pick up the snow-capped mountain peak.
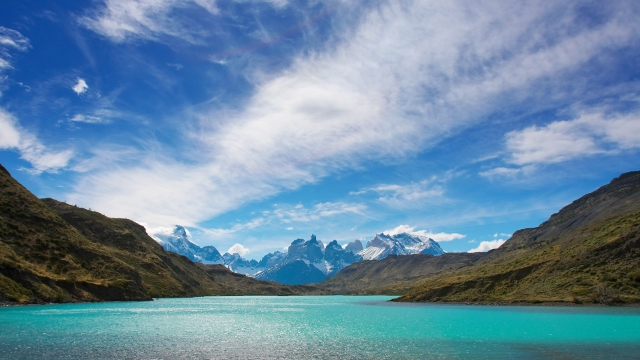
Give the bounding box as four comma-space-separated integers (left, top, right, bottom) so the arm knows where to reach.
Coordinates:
358, 232, 444, 260
152, 225, 223, 264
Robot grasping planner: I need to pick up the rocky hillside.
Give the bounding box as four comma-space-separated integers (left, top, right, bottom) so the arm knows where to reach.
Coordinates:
0, 164, 324, 304
393, 171, 640, 304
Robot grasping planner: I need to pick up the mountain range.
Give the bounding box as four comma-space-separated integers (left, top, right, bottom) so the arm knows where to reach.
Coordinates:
157, 229, 446, 285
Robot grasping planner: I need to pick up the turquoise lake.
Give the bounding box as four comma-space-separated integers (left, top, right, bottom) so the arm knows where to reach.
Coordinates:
1, 296, 640, 359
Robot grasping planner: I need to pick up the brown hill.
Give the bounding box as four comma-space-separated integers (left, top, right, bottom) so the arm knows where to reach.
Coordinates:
315, 253, 484, 294
0, 164, 325, 304
393, 171, 640, 304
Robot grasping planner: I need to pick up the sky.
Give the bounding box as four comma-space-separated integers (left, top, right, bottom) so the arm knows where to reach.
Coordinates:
1, 0, 639, 260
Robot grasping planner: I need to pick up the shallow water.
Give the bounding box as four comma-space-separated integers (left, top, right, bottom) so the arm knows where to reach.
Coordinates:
1, 296, 639, 359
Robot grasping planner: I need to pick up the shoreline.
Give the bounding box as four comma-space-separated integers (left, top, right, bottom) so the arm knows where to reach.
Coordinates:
4, 295, 640, 308
388, 299, 640, 307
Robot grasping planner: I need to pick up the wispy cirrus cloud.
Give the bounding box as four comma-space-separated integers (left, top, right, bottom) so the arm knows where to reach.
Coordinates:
271, 202, 366, 224
69, 1, 640, 229
0, 109, 74, 174
79, 0, 220, 44
0, 29, 73, 174
352, 179, 445, 208
0, 26, 30, 73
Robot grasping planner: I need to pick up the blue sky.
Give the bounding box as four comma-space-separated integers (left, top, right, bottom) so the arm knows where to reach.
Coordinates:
1, 0, 639, 260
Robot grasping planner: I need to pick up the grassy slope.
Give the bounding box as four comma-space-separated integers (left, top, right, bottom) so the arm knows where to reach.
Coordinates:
0, 165, 152, 303
393, 171, 640, 304
0, 164, 325, 303
315, 253, 484, 294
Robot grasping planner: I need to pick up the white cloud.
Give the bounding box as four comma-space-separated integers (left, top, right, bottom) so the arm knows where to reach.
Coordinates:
0, 27, 30, 51
68, 2, 640, 228
0, 109, 73, 174
70, 114, 109, 124
202, 217, 267, 238
354, 180, 444, 208
0, 58, 11, 70
0, 111, 21, 148
468, 239, 506, 253
383, 224, 465, 242
482, 110, 640, 178
0, 27, 30, 76
145, 225, 177, 238
228, 243, 250, 256
272, 202, 366, 224
79, 0, 219, 43
72, 78, 89, 95
479, 165, 536, 179
507, 111, 640, 166
285, 227, 293, 230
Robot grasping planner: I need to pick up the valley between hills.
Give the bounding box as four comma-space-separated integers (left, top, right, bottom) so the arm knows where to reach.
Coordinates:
1, 162, 639, 305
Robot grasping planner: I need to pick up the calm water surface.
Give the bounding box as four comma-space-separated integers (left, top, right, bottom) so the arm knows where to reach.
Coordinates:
1, 295, 639, 359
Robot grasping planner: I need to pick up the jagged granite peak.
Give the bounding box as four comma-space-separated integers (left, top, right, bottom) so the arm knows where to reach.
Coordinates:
257, 235, 363, 284
359, 233, 444, 260
324, 240, 363, 277
344, 240, 363, 253
152, 225, 223, 264
287, 234, 324, 263
153, 225, 201, 261
258, 251, 287, 268
222, 253, 261, 276
325, 240, 361, 264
